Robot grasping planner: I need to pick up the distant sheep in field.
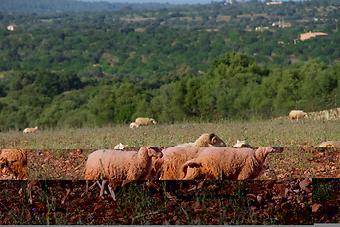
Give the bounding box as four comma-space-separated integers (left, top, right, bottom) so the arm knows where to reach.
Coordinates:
233, 140, 252, 148
130, 117, 157, 128
288, 110, 307, 121
84, 147, 163, 200
23, 126, 38, 134
129, 122, 139, 128
181, 147, 283, 180
317, 141, 340, 148
0, 149, 27, 179
176, 133, 227, 148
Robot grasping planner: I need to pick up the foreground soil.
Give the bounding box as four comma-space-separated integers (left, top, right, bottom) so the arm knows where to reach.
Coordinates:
0, 180, 315, 225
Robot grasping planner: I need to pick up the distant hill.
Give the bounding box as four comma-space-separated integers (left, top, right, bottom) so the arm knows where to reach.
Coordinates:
0, 0, 173, 13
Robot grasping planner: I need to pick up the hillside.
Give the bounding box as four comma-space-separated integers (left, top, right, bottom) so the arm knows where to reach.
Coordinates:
0, 0, 339, 129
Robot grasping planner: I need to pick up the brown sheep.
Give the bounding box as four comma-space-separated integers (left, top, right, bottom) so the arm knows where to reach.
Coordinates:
151, 133, 227, 180
129, 117, 156, 128
84, 147, 163, 200
176, 133, 227, 147
23, 126, 38, 134
288, 110, 307, 121
317, 141, 340, 148
181, 147, 283, 180
0, 149, 28, 179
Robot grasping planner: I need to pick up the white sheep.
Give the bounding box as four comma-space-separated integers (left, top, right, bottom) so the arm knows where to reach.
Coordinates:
129, 122, 139, 128
288, 110, 307, 121
317, 141, 340, 148
84, 147, 163, 200
0, 149, 27, 179
176, 133, 227, 148
233, 140, 252, 148
181, 147, 283, 180
23, 126, 38, 134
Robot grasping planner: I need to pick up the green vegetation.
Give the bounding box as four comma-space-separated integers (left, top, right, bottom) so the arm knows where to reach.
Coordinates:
0, 0, 339, 130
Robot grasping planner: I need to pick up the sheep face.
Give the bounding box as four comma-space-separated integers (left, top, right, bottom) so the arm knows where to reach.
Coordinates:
254, 147, 283, 164
147, 147, 163, 159
150, 119, 157, 124
209, 133, 226, 147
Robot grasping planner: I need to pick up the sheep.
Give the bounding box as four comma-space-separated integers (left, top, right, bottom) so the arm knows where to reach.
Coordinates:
23, 126, 38, 134
176, 133, 226, 148
181, 147, 283, 180
0, 149, 28, 179
288, 110, 307, 121
317, 141, 340, 148
153, 133, 227, 180
84, 146, 163, 200
233, 140, 252, 148
130, 117, 157, 128
153, 146, 200, 180
129, 122, 139, 128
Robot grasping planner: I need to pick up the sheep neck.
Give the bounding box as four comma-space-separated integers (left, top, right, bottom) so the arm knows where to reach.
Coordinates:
254, 149, 270, 164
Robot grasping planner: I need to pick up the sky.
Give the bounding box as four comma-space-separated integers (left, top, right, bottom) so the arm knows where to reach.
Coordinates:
81, 0, 215, 4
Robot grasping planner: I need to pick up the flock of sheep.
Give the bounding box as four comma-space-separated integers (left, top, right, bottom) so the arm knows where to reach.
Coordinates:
0, 113, 339, 203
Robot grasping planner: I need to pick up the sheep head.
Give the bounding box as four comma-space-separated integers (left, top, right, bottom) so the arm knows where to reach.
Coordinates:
147, 147, 163, 158
138, 147, 163, 159
129, 122, 138, 128
254, 147, 283, 164
150, 118, 157, 124
196, 133, 226, 147
209, 133, 226, 147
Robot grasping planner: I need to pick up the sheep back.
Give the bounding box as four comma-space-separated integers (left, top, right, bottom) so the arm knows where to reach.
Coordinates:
0, 149, 28, 179
288, 110, 307, 120
181, 147, 268, 180
157, 146, 200, 180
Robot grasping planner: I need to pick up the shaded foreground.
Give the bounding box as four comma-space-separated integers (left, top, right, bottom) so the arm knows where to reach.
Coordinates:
0, 180, 317, 225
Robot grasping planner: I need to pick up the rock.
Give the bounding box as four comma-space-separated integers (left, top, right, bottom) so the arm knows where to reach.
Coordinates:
312, 203, 321, 213
299, 179, 312, 192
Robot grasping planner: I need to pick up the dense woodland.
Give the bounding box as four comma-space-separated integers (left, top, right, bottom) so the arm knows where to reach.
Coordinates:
0, 0, 339, 130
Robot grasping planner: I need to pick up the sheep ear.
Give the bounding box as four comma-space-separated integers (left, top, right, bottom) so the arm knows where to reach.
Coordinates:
209, 133, 216, 142
184, 160, 202, 169
181, 160, 202, 179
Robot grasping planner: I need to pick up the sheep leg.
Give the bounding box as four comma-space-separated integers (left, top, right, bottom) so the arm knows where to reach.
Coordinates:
28, 186, 33, 204
107, 184, 116, 201
99, 180, 107, 198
